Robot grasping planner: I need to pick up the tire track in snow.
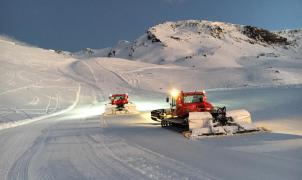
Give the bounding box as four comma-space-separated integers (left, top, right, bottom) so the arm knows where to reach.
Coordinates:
64, 61, 106, 101
7, 132, 49, 180
0, 85, 76, 97
0, 86, 33, 96
45, 96, 52, 114
29, 97, 39, 105
126, 65, 183, 73
100, 116, 108, 128
81, 61, 98, 83
95, 61, 132, 88
79, 134, 146, 180
17, 71, 33, 83
88, 133, 219, 180
0, 84, 81, 131
81, 61, 103, 103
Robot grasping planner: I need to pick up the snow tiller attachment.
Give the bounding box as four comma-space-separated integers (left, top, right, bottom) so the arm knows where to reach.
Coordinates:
151, 89, 262, 138
104, 93, 137, 115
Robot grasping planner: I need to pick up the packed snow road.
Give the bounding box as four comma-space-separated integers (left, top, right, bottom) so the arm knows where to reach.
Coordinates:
0, 87, 301, 180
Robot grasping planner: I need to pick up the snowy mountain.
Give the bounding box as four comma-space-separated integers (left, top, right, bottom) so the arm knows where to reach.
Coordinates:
79, 20, 301, 64
74, 20, 302, 87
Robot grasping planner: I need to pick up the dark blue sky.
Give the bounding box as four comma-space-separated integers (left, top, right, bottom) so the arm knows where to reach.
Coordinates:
1, 0, 301, 51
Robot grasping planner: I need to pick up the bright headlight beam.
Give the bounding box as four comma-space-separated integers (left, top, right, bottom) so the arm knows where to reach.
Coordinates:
170, 88, 179, 98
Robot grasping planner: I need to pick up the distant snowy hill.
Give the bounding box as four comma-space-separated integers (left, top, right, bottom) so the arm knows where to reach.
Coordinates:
76, 20, 301, 65
74, 20, 302, 87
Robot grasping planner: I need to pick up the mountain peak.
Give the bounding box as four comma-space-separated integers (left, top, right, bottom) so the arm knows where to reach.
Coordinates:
74, 20, 301, 68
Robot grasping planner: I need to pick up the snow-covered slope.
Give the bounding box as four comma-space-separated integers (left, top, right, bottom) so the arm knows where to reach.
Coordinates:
96, 20, 301, 64
77, 20, 302, 87
1, 22, 302, 124
0, 36, 80, 123
1, 19, 302, 124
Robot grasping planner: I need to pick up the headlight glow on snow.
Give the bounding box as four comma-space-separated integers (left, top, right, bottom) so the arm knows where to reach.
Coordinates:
135, 102, 163, 111
58, 104, 105, 120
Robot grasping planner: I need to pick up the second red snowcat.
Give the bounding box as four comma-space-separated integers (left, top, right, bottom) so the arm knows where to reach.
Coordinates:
151, 89, 261, 138
104, 93, 137, 115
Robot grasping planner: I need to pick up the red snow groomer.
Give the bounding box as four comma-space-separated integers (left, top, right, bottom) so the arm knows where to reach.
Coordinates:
151, 89, 261, 138
104, 93, 137, 115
